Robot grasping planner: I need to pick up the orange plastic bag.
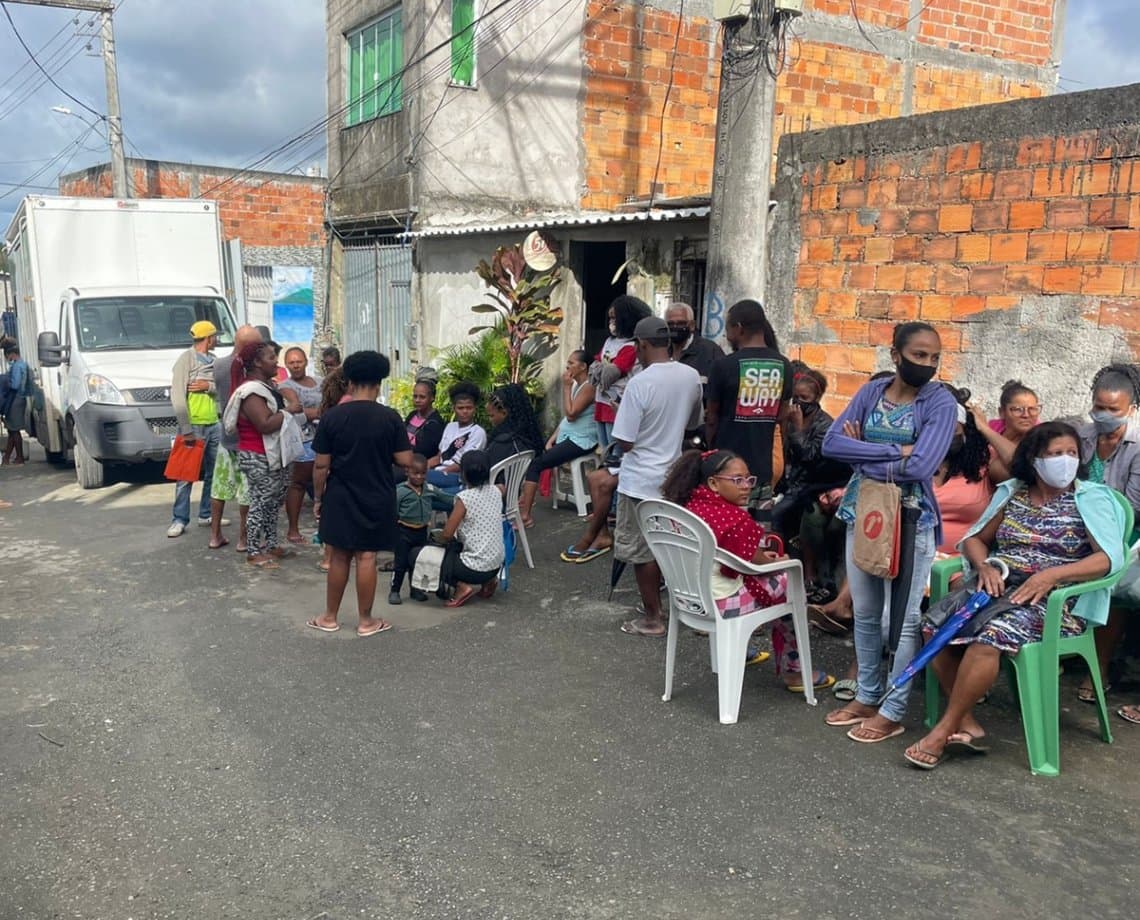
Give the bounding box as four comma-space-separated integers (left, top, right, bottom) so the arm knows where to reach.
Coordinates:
163, 434, 206, 482
538, 467, 553, 498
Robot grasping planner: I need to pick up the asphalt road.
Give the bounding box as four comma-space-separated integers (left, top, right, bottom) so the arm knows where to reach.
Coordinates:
1, 452, 1137, 919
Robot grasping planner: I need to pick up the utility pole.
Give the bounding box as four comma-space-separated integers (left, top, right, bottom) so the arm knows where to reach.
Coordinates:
7, 0, 129, 198
703, 5, 797, 341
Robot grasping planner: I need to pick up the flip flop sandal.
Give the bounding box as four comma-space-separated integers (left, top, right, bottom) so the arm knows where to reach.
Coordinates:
785, 671, 837, 693
825, 707, 870, 727
445, 588, 477, 608
847, 723, 905, 744
904, 745, 946, 770
808, 605, 852, 636
945, 732, 989, 754
832, 678, 858, 702
1077, 684, 1111, 704
745, 648, 771, 666
357, 621, 393, 637
209, 538, 230, 550
560, 546, 587, 562
620, 618, 666, 638
269, 549, 297, 559
306, 618, 339, 633
316, 562, 330, 573
1116, 705, 1140, 725
248, 559, 280, 570
574, 545, 611, 564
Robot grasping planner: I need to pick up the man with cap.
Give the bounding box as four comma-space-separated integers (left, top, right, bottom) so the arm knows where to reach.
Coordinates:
168, 320, 223, 537
612, 315, 703, 637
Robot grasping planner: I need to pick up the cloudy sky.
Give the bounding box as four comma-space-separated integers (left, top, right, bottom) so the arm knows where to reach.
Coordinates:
0, 0, 1136, 228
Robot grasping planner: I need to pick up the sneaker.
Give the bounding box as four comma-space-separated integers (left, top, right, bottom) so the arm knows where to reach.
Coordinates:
198, 516, 230, 527
166, 522, 186, 538
387, 590, 403, 605
409, 588, 429, 602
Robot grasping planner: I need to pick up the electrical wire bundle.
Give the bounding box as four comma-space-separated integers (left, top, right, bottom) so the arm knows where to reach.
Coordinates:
721, 0, 796, 83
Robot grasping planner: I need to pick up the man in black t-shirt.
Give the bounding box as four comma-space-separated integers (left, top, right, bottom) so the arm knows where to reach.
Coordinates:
665, 302, 723, 399
705, 299, 792, 503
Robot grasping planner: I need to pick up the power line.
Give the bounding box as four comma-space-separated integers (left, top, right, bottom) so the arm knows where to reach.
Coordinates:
1, 1, 102, 119
0, 34, 90, 122
0, 120, 100, 201
201, 0, 521, 201
0, 13, 72, 93
648, 0, 684, 208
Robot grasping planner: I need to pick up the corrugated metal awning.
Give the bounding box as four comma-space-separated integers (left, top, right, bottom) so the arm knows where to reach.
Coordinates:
410, 206, 711, 238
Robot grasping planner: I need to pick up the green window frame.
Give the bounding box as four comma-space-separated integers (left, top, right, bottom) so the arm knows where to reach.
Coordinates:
345, 7, 403, 126
450, 0, 476, 87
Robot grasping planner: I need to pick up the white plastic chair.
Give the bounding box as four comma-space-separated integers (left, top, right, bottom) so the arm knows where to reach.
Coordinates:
491, 450, 535, 569
636, 498, 817, 724
552, 451, 599, 517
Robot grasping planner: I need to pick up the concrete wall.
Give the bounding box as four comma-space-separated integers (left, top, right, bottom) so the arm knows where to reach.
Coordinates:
412, 217, 708, 396
768, 82, 1140, 420
414, 1, 589, 225
326, 0, 417, 223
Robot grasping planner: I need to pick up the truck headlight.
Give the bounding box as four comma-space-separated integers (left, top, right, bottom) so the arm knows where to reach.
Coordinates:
85, 374, 126, 406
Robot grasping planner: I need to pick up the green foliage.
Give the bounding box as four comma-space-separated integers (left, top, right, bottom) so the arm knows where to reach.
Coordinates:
471, 243, 563, 384
389, 326, 544, 429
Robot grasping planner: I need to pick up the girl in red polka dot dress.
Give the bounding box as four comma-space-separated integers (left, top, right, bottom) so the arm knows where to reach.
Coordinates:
662, 449, 836, 692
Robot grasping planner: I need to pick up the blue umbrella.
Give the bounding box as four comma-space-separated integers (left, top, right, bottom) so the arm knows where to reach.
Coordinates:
877, 590, 992, 705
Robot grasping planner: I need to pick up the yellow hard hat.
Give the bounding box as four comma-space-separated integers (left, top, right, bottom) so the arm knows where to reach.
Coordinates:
190, 320, 217, 340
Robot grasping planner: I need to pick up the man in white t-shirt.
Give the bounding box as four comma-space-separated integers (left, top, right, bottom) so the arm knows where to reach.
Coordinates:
612, 316, 703, 637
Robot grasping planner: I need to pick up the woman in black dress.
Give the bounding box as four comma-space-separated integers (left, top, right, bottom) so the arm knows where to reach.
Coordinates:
307, 351, 413, 637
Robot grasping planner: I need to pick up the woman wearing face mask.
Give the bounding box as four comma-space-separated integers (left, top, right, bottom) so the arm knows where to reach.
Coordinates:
820, 322, 958, 743
588, 296, 651, 449
1075, 364, 1140, 703
904, 422, 1125, 769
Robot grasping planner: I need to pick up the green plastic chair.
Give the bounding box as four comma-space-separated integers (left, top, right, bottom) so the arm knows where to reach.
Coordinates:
924, 490, 1133, 776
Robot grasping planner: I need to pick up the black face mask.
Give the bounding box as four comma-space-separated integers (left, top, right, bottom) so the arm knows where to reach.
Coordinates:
668, 326, 690, 345
898, 356, 937, 388
793, 399, 819, 417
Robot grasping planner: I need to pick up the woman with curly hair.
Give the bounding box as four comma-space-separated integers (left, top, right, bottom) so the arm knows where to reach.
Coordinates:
307, 350, 412, 637
932, 385, 1002, 555
1075, 363, 1140, 703
485, 383, 546, 470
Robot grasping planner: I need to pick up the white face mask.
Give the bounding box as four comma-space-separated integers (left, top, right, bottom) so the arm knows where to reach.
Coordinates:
608, 322, 618, 336
1033, 454, 1079, 490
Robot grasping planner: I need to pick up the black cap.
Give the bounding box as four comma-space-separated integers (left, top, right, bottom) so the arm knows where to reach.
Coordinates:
633, 316, 670, 341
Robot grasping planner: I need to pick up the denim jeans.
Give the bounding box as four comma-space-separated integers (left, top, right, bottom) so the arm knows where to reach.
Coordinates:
171, 422, 221, 525
845, 523, 936, 723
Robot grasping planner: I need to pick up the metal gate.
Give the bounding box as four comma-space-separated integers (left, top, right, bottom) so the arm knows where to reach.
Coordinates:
342, 238, 413, 381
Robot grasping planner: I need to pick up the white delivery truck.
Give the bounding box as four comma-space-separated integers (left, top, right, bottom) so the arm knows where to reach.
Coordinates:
4, 196, 237, 488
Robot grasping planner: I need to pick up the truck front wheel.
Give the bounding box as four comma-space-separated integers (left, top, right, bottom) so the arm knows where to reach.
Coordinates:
74, 435, 105, 489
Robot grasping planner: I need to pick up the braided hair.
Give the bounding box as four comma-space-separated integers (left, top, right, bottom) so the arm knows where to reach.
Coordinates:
490, 383, 545, 453
662, 449, 739, 506
1090, 364, 1140, 404
943, 385, 989, 483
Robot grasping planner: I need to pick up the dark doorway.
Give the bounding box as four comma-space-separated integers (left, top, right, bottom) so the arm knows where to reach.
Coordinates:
571, 240, 627, 358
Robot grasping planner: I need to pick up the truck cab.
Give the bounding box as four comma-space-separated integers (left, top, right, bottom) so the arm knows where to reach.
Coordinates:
37, 287, 235, 488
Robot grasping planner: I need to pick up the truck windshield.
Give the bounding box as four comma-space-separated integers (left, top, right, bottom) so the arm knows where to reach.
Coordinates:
74, 296, 236, 351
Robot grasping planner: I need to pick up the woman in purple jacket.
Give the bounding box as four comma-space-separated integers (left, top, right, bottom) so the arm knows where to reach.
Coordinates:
820, 322, 958, 743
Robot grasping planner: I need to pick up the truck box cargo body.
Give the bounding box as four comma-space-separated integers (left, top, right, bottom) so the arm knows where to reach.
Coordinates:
4, 196, 236, 487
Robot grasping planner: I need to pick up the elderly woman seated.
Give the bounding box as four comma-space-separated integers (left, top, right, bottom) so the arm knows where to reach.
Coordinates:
905, 421, 1126, 770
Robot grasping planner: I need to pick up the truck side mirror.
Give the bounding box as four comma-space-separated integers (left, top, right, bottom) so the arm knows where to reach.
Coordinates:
37, 331, 68, 368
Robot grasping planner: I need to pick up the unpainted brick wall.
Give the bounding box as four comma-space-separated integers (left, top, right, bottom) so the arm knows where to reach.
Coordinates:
59, 163, 326, 249
580, 0, 1057, 210
768, 85, 1140, 420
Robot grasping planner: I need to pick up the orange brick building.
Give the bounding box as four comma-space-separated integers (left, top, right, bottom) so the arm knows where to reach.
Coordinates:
325, 0, 1062, 373
60, 159, 328, 345
579, 0, 1061, 211
768, 83, 1140, 419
